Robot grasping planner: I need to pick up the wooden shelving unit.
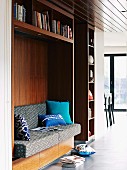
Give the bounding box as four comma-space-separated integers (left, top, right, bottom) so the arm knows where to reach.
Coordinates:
74, 22, 95, 142
88, 24, 95, 141
12, 0, 74, 167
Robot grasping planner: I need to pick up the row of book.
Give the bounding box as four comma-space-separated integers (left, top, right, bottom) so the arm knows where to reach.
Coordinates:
14, 5, 73, 39
32, 10, 73, 39
14, 3, 26, 22
32, 11, 50, 31
52, 20, 73, 39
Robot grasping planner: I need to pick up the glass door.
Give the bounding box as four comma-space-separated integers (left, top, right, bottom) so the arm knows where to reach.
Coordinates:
104, 54, 127, 111
114, 57, 127, 110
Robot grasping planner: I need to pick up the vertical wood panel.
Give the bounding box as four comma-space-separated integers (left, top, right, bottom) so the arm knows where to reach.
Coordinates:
48, 41, 73, 119
59, 138, 74, 157
14, 34, 48, 106
74, 23, 88, 141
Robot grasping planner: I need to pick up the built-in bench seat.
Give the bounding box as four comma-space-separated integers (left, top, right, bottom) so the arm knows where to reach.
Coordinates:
13, 103, 81, 170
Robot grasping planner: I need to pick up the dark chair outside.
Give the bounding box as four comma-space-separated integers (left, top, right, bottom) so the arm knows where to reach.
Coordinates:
104, 93, 115, 127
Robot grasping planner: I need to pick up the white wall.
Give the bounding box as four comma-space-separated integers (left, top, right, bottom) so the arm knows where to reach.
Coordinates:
95, 28, 107, 140
0, 0, 12, 169
105, 46, 127, 54
104, 32, 127, 54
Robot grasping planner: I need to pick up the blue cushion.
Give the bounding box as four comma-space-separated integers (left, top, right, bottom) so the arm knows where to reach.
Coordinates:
75, 144, 96, 156
14, 115, 30, 141
46, 100, 72, 124
38, 114, 66, 127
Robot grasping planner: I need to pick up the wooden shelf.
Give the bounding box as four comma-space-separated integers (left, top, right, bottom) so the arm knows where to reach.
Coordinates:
89, 64, 94, 66
88, 45, 94, 48
14, 20, 74, 44
89, 117, 95, 121
89, 81, 94, 84
89, 100, 94, 102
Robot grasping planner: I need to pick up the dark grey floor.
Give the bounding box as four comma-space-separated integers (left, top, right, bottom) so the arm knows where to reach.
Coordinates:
41, 113, 127, 170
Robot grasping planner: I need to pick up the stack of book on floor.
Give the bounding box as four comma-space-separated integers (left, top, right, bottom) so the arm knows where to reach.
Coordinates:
60, 155, 85, 168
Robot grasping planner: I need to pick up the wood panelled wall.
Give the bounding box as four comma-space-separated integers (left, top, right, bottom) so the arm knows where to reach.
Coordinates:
48, 41, 73, 118
14, 34, 73, 118
14, 34, 48, 106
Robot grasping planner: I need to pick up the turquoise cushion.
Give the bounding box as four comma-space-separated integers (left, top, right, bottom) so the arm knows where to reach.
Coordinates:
38, 114, 66, 127
46, 101, 72, 124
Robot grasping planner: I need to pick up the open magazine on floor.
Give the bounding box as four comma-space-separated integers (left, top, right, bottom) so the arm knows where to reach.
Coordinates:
60, 155, 85, 168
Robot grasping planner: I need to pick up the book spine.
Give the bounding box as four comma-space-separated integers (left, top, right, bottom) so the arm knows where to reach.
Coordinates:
36, 12, 42, 29
44, 14, 47, 30
52, 20, 56, 33
67, 25, 69, 38
41, 14, 44, 29
60, 24, 63, 36
18, 5, 23, 22
63, 25, 68, 38
42, 11, 50, 31
32, 11, 37, 26
56, 21, 60, 34
14, 3, 18, 20
69, 28, 73, 39
46, 11, 50, 31
22, 6, 26, 22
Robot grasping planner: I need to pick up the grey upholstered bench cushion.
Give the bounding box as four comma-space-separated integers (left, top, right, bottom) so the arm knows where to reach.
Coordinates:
14, 103, 46, 129
57, 124, 81, 142
14, 130, 58, 158
14, 124, 81, 158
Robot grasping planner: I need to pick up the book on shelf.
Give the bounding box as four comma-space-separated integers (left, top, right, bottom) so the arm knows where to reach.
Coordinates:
36, 12, 42, 29
56, 21, 61, 34
14, 3, 18, 20
32, 10, 51, 31
42, 11, 50, 31
14, 3, 26, 22
22, 6, 26, 22
52, 19, 56, 33
62, 25, 72, 38
41, 13, 46, 30
18, 4, 23, 21
32, 11, 37, 27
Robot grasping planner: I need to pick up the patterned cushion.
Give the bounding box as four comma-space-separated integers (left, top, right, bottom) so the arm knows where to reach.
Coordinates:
38, 114, 66, 127
14, 115, 30, 141
14, 103, 46, 129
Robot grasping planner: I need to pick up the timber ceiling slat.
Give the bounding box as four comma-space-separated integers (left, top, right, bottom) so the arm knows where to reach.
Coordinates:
60, 0, 115, 31
48, 0, 127, 32
75, 0, 122, 31
59, 0, 106, 31
86, 0, 124, 32
97, 0, 127, 31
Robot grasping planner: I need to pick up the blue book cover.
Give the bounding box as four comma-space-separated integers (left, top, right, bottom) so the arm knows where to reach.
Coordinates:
14, 3, 17, 20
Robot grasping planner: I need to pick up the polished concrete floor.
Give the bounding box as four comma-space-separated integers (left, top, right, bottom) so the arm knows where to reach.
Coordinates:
42, 113, 127, 170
